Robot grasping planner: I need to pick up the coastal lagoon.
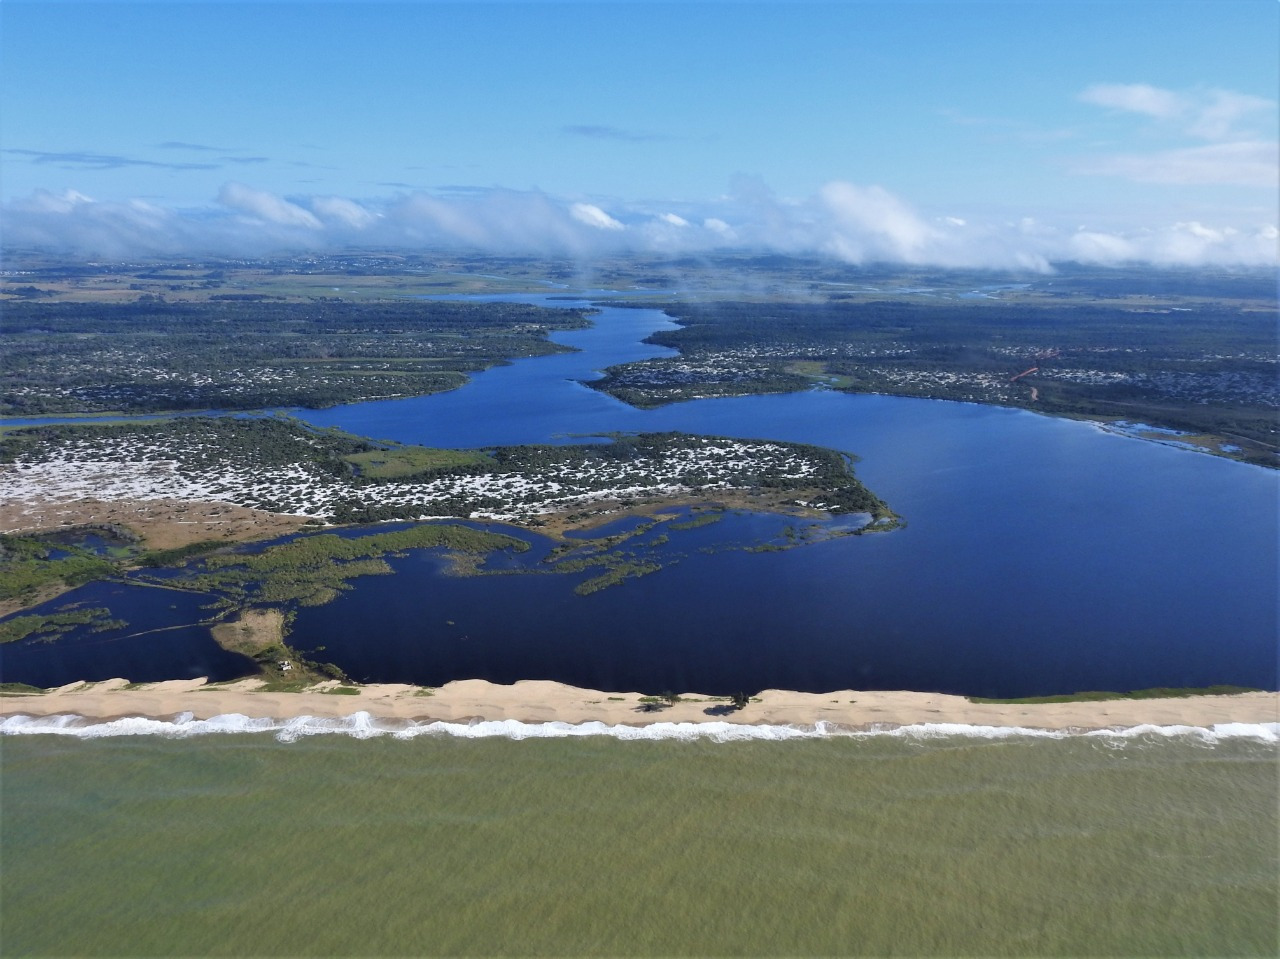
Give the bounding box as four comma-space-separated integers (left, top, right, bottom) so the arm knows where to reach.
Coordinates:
214, 295, 1280, 698
2, 296, 1275, 697
3, 295, 1278, 959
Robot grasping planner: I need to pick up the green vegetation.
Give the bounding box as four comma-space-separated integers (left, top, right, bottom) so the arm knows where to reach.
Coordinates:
968, 684, 1263, 705
573, 561, 662, 595
666, 511, 724, 530
0, 524, 528, 659
0, 682, 46, 695
148, 524, 530, 609
343, 445, 491, 479
247, 640, 353, 687
0, 607, 125, 645
0, 534, 118, 604
1, 418, 897, 641
137, 540, 230, 568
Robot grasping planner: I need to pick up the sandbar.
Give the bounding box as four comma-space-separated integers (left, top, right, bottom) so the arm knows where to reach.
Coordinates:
1, 677, 1276, 731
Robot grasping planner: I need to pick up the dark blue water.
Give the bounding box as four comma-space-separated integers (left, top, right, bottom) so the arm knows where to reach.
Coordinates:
3, 295, 1276, 697
287, 296, 1279, 697
0, 582, 254, 687
289, 295, 676, 446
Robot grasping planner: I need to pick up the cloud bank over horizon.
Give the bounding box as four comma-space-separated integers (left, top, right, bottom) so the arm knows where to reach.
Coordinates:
4, 177, 1275, 271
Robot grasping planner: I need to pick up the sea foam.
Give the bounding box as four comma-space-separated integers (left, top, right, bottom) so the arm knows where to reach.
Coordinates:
2, 712, 1277, 745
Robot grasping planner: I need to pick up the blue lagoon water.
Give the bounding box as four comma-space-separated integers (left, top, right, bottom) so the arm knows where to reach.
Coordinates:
290, 296, 1279, 697
3, 295, 1276, 697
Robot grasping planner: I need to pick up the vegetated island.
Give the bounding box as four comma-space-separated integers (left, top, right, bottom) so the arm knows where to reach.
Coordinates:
1, 677, 1275, 733
0, 416, 896, 679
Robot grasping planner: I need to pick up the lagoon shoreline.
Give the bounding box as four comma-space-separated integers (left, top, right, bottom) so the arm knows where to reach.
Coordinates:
2, 677, 1276, 733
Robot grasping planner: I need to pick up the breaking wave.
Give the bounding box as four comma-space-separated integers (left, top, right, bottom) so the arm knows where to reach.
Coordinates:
2, 712, 1277, 745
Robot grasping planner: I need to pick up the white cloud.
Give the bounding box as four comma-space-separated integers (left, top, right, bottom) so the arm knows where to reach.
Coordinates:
703, 217, 734, 239
1187, 89, 1276, 141
1080, 83, 1185, 120
1079, 83, 1275, 141
310, 196, 377, 229
1074, 83, 1278, 192
217, 182, 322, 229
1068, 229, 1137, 263
3, 179, 1275, 268
569, 202, 624, 231
818, 182, 940, 262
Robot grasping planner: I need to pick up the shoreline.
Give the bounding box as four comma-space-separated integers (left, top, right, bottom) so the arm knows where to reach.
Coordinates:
2, 678, 1276, 734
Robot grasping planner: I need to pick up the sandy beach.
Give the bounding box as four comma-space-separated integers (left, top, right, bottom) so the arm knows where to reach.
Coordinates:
2, 677, 1276, 731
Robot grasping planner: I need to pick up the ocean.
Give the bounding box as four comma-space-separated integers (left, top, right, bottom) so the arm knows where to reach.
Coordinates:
3, 726, 1276, 956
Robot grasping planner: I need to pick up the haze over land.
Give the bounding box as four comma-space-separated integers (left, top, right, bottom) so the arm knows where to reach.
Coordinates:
2, 1, 1276, 267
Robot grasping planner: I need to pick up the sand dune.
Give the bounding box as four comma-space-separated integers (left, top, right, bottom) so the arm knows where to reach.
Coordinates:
2, 677, 1276, 732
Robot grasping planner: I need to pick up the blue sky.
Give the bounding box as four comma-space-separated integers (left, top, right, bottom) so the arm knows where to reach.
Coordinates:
2, 1, 1276, 266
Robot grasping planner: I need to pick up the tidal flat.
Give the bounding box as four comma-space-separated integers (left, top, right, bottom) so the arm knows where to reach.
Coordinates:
2, 733, 1276, 957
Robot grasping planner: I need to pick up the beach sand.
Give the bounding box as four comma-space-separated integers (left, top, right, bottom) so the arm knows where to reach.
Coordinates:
2, 677, 1276, 730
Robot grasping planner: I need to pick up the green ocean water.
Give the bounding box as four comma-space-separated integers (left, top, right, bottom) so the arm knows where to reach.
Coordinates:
2, 733, 1276, 957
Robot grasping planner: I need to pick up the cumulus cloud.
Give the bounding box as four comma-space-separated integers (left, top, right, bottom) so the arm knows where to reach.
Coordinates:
217, 182, 322, 229
703, 217, 736, 240
817, 182, 940, 262
3, 189, 210, 258
377, 189, 627, 253
3, 179, 1275, 268
569, 202, 624, 231
310, 195, 378, 230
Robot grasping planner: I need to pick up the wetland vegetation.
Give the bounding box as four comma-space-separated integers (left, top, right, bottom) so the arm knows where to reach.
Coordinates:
0, 407, 895, 684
